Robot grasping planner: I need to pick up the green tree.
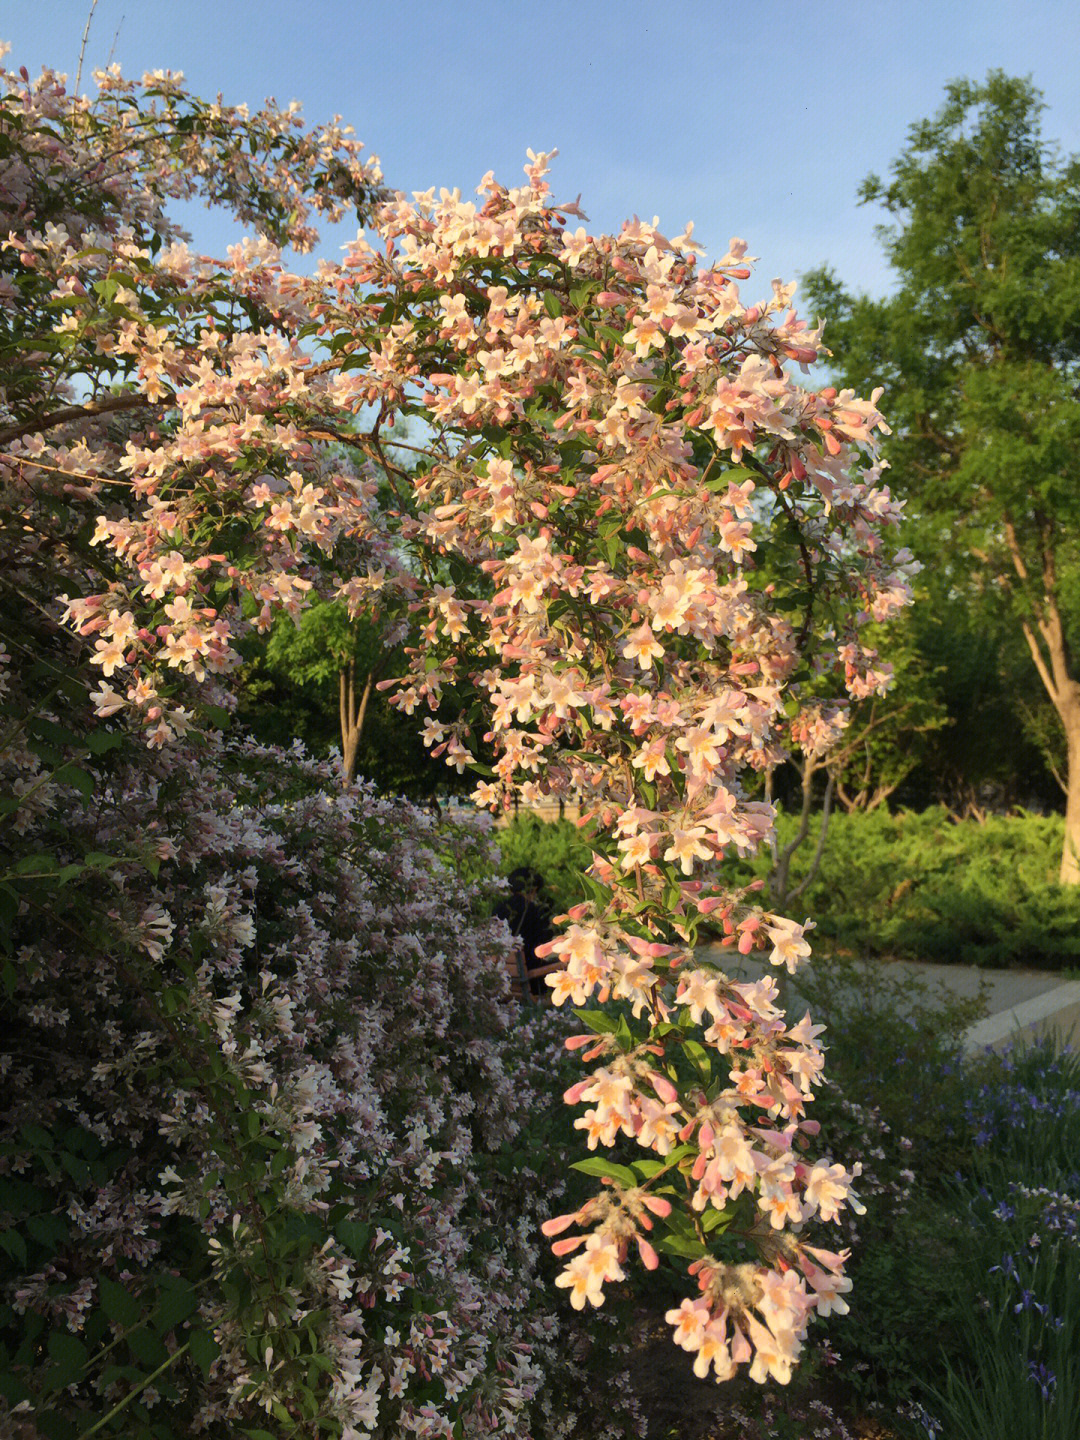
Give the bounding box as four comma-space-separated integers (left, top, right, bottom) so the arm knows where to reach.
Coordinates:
804, 72, 1080, 878
826, 609, 950, 815
234, 600, 452, 798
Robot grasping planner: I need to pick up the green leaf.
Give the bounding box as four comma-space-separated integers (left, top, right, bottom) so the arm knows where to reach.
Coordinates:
682, 1040, 712, 1082
45, 1330, 88, 1390
630, 1159, 668, 1180
543, 291, 563, 319
20, 1123, 54, 1151
188, 1328, 220, 1376
334, 1220, 370, 1258
701, 1206, 735, 1234
654, 1232, 707, 1259
0, 1229, 27, 1265
59, 1151, 91, 1187
27, 1214, 69, 1249
84, 852, 119, 869
52, 781, 94, 823
572, 1008, 618, 1035
14, 853, 59, 875
127, 1325, 168, 1367
99, 1276, 140, 1328
570, 1156, 638, 1188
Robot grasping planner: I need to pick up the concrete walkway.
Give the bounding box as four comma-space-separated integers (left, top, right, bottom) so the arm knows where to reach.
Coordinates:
694, 944, 1080, 1056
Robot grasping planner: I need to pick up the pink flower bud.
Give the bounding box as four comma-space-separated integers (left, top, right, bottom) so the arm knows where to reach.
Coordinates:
637, 1237, 660, 1270
541, 1213, 576, 1236
551, 1235, 586, 1256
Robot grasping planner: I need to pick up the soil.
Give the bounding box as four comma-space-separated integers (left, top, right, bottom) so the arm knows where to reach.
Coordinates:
627, 1319, 907, 1440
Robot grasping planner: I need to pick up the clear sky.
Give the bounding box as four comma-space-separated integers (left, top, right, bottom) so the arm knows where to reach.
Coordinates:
5, 0, 1080, 304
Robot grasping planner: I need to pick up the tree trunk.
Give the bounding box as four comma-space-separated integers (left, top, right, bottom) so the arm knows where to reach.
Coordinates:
338, 659, 373, 787
1003, 520, 1080, 884
770, 760, 834, 910
1061, 729, 1080, 884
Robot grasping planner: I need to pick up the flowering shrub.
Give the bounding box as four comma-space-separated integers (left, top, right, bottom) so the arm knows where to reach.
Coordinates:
1, 734, 651, 1437
1, 40, 913, 1423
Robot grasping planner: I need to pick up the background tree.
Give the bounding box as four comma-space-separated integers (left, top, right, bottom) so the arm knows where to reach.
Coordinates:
826, 610, 949, 815
903, 580, 1058, 816
234, 599, 458, 797
803, 72, 1080, 877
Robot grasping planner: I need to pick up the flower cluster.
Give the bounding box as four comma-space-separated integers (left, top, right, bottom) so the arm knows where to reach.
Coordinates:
1, 733, 645, 1437
0, 46, 912, 1400
311, 155, 906, 1379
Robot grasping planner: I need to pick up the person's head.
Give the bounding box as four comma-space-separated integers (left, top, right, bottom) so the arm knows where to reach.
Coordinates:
506, 866, 544, 903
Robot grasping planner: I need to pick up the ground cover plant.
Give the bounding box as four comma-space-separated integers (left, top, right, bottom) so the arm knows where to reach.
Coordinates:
755, 952, 1080, 1440
919, 1039, 1080, 1440
740, 807, 1080, 970
0, 43, 916, 1437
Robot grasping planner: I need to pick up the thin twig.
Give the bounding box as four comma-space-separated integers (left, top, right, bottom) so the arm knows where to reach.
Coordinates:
74, 0, 100, 96
105, 13, 125, 69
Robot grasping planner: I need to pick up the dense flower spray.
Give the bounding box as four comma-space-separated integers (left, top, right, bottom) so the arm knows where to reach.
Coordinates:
0, 45, 913, 1425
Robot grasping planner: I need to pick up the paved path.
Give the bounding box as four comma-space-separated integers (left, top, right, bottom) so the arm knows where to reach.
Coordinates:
695, 944, 1080, 1055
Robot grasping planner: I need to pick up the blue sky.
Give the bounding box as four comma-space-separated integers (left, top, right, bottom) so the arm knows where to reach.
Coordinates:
6, 1, 1080, 304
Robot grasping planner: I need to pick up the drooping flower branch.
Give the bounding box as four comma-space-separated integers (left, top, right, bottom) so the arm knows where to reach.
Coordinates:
1, 45, 915, 1403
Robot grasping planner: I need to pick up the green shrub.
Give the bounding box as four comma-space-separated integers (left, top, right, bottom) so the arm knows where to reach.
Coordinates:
746, 807, 1080, 970
496, 813, 596, 916
791, 954, 980, 1411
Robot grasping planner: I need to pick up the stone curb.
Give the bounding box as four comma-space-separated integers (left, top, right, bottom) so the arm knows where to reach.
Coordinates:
962, 980, 1080, 1054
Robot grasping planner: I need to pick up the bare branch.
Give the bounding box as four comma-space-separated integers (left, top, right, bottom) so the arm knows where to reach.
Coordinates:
74, 0, 100, 95
788, 773, 836, 903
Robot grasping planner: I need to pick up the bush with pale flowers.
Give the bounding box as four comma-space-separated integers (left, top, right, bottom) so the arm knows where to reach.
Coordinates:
0, 42, 911, 1436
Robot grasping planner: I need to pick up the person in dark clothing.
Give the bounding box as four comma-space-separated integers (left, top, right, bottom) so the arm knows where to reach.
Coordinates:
494, 867, 556, 999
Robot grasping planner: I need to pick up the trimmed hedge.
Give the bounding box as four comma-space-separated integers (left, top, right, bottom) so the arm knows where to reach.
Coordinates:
759, 807, 1080, 970
501, 807, 1080, 970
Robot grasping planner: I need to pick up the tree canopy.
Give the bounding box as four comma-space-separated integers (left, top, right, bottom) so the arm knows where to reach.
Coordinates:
803, 71, 1080, 877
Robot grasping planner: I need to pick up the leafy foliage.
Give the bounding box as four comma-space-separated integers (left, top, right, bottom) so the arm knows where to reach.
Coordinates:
496, 813, 596, 917
803, 71, 1080, 877
745, 807, 1080, 970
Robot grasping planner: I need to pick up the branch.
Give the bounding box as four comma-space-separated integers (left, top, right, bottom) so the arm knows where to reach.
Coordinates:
788, 772, 835, 904
0, 393, 151, 448
771, 756, 819, 905
1002, 515, 1039, 616
864, 779, 903, 813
